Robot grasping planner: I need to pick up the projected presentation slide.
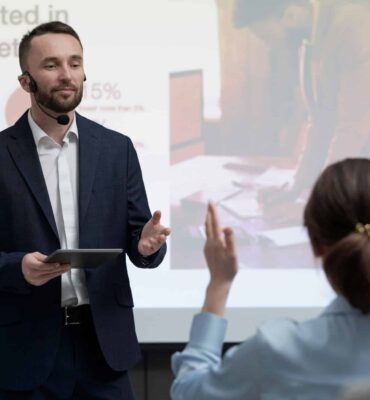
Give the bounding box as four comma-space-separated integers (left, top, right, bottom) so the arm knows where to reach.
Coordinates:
2, 0, 370, 318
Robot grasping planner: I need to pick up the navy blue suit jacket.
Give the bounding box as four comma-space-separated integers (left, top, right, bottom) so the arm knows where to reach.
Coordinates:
0, 112, 166, 390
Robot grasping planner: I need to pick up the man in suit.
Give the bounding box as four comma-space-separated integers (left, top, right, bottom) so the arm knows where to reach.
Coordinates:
0, 21, 170, 399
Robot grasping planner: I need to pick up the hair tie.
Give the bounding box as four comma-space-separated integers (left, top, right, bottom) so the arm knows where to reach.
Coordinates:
355, 223, 370, 236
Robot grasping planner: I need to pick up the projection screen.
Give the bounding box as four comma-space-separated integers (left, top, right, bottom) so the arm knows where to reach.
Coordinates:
2, 0, 369, 342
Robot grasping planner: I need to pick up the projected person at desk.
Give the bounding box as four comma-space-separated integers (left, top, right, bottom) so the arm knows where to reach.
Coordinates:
171, 158, 370, 399
0, 21, 170, 399
228, 0, 309, 156
289, 0, 370, 197
234, 0, 370, 203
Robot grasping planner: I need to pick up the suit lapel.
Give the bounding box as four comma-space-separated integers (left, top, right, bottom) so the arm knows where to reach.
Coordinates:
7, 112, 59, 240
76, 114, 101, 226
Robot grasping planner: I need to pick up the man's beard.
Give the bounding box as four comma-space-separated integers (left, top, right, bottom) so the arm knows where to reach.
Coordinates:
35, 84, 83, 113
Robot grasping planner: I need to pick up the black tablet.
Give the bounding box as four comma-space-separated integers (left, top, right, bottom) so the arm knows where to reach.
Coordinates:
45, 249, 123, 268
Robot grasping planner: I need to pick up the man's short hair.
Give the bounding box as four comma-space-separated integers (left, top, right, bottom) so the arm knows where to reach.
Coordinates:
19, 21, 83, 73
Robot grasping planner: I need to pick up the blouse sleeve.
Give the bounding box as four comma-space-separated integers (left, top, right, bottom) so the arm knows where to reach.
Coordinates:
171, 312, 263, 400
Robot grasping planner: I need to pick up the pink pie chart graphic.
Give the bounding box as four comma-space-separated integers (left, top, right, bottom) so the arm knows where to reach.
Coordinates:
5, 87, 31, 127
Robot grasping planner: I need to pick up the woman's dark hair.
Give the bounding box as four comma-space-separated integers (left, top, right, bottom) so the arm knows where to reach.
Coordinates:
304, 158, 370, 313
18, 21, 83, 73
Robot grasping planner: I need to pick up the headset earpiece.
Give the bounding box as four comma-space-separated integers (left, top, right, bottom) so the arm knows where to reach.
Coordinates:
28, 77, 38, 93
23, 71, 38, 93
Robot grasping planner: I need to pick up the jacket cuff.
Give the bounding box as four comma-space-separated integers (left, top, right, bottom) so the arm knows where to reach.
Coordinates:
0, 252, 32, 295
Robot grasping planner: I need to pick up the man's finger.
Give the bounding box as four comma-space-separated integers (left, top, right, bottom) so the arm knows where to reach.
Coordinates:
35, 269, 69, 285
29, 260, 69, 270
149, 237, 158, 246
37, 266, 71, 277
33, 252, 47, 262
31, 262, 63, 273
161, 227, 171, 236
157, 234, 167, 245
152, 210, 161, 225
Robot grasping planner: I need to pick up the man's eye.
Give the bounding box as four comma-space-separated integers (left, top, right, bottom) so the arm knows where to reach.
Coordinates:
45, 65, 56, 69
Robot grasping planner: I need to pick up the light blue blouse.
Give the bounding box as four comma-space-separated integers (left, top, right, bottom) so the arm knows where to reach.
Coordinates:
171, 296, 370, 400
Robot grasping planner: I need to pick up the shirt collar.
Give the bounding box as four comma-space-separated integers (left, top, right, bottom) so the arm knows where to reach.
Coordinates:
27, 109, 79, 147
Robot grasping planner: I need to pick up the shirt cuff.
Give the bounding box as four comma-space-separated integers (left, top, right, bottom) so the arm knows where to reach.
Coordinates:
189, 312, 228, 356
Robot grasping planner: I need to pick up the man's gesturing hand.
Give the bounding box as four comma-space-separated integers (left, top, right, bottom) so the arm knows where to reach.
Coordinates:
138, 210, 171, 257
22, 252, 71, 286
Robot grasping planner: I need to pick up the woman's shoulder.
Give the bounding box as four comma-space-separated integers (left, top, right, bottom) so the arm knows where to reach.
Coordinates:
253, 297, 369, 367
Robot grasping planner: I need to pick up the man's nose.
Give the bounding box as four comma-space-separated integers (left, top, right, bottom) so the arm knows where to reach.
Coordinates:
59, 65, 72, 81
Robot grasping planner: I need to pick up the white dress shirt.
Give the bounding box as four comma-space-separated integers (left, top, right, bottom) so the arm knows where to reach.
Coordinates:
28, 111, 89, 306
171, 296, 370, 400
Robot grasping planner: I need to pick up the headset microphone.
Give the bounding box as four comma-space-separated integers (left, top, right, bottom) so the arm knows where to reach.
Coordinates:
56, 114, 70, 125
23, 71, 71, 126
34, 101, 70, 125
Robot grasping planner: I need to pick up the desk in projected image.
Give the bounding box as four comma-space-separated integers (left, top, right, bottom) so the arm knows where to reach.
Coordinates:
170, 155, 313, 270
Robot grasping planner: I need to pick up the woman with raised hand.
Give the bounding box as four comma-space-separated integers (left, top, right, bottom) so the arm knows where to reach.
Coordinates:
171, 158, 370, 400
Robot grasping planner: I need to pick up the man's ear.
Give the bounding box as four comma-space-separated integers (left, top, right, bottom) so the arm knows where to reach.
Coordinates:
18, 74, 31, 93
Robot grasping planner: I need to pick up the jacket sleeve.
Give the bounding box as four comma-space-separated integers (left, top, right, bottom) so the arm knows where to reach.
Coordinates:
125, 137, 166, 269
0, 252, 32, 295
